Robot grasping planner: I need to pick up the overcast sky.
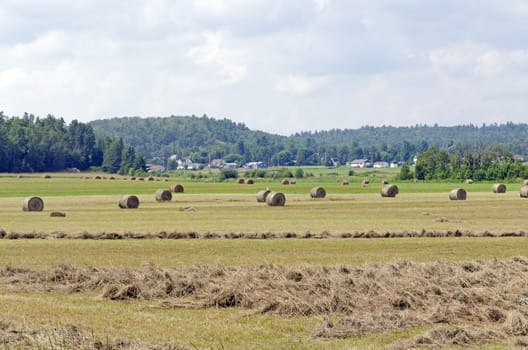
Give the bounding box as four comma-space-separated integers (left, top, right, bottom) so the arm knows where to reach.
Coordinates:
1, 1, 528, 135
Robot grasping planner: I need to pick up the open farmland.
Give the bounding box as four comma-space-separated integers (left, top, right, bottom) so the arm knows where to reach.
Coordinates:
1, 173, 528, 349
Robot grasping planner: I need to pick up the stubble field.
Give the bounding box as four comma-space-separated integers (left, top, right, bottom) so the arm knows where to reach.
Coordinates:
1, 173, 528, 349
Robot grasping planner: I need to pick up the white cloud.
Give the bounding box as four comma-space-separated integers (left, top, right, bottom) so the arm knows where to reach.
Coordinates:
0, 67, 27, 88
275, 74, 329, 96
11, 31, 69, 59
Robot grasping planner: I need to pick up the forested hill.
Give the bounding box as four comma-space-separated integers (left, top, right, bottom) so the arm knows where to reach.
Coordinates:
90, 116, 528, 166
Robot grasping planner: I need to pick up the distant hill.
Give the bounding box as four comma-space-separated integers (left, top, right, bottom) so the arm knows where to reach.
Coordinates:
90, 116, 528, 166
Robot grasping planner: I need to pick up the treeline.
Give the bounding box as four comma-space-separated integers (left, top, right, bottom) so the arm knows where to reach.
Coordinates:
412, 146, 527, 181
90, 116, 528, 168
0, 113, 145, 174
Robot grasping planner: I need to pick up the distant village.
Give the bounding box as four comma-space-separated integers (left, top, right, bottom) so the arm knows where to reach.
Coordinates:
146, 155, 407, 173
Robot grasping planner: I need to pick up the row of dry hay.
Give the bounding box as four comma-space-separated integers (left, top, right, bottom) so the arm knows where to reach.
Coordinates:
1, 258, 528, 348
1, 229, 528, 240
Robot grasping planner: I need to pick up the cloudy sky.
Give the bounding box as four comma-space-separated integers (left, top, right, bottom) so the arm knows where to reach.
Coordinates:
1, 1, 528, 135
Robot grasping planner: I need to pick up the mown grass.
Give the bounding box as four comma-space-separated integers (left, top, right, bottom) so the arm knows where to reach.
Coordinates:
0, 173, 526, 349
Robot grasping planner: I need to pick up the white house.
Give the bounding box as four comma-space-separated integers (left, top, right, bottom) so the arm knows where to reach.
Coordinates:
349, 159, 372, 168
373, 161, 389, 168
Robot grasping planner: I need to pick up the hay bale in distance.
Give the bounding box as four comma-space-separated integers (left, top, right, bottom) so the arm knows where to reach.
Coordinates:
245, 178, 254, 184
42, 174, 51, 179
147, 176, 155, 181
381, 185, 399, 197
492, 183, 507, 194
449, 188, 467, 200
362, 178, 369, 185
290, 180, 296, 185
465, 179, 473, 184
256, 189, 271, 203
520, 186, 528, 198
155, 189, 172, 202
119, 195, 140, 209
381, 179, 389, 185
310, 186, 326, 198
170, 184, 184, 193
50, 211, 66, 217
22, 197, 44, 212
523, 179, 528, 186
281, 179, 290, 185
236, 178, 245, 184
266, 192, 286, 206
342, 179, 349, 185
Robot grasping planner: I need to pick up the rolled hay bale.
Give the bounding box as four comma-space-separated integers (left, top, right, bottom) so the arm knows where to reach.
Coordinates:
119, 195, 140, 209
465, 179, 473, 184
137, 177, 145, 181
310, 186, 326, 198
50, 211, 66, 217
281, 179, 290, 185
22, 196, 44, 212
449, 188, 467, 200
381, 184, 399, 197
492, 183, 507, 194
520, 186, 528, 198
266, 192, 286, 206
341, 179, 349, 185
147, 176, 155, 181
362, 178, 369, 185
290, 180, 296, 185
42, 174, 51, 179
236, 178, 245, 184
130, 177, 136, 181
381, 179, 389, 185
94, 175, 101, 180
155, 189, 172, 202
170, 184, 184, 193
523, 179, 528, 186
256, 189, 271, 203
245, 178, 254, 185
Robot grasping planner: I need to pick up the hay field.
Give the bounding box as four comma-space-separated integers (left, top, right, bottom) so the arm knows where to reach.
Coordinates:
1, 174, 528, 349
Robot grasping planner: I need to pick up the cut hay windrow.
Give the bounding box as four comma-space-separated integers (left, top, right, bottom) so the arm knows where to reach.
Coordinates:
3, 257, 528, 347
310, 186, 326, 198
118, 195, 139, 209
266, 192, 286, 206
449, 188, 467, 200
256, 189, 271, 203
381, 184, 399, 197
22, 196, 44, 212
492, 183, 507, 194
155, 189, 172, 202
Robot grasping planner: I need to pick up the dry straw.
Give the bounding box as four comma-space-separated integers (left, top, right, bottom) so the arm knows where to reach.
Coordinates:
310, 186, 326, 198
266, 192, 286, 206
22, 197, 44, 211
449, 188, 467, 200
155, 189, 172, 202
381, 185, 399, 197
520, 186, 528, 198
170, 184, 184, 193
256, 189, 271, 202
119, 195, 140, 209
492, 183, 507, 194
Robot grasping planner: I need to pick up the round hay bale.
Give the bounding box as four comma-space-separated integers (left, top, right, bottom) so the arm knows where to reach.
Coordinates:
42, 174, 51, 179
94, 175, 101, 180
520, 186, 528, 198
256, 189, 271, 203
449, 188, 467, 200
236, 178, 245, 184
362, 178, 369, 185
342, 179, 349, 185
170, 184, 184, 193
381, 185, 399, 197
310, 186, 326, 198
381, 179, 389, 185
130, 177, 136, 181
137, 177, 145, 181
22, 197, 44, 212
155, 189, 172, 202
290, 180, 296, 185
523, 179, 528, 186
492, 183, 507, 194
17, 175, 22, 179
119, 195, 140, 209
266, 192, 286, 206
245, 178, 254, 184
465, 179, 473, 184
109, 176, 115, 180
281, 179, 290, 185
50, 211, 66, 217
147, 176, 155, 181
